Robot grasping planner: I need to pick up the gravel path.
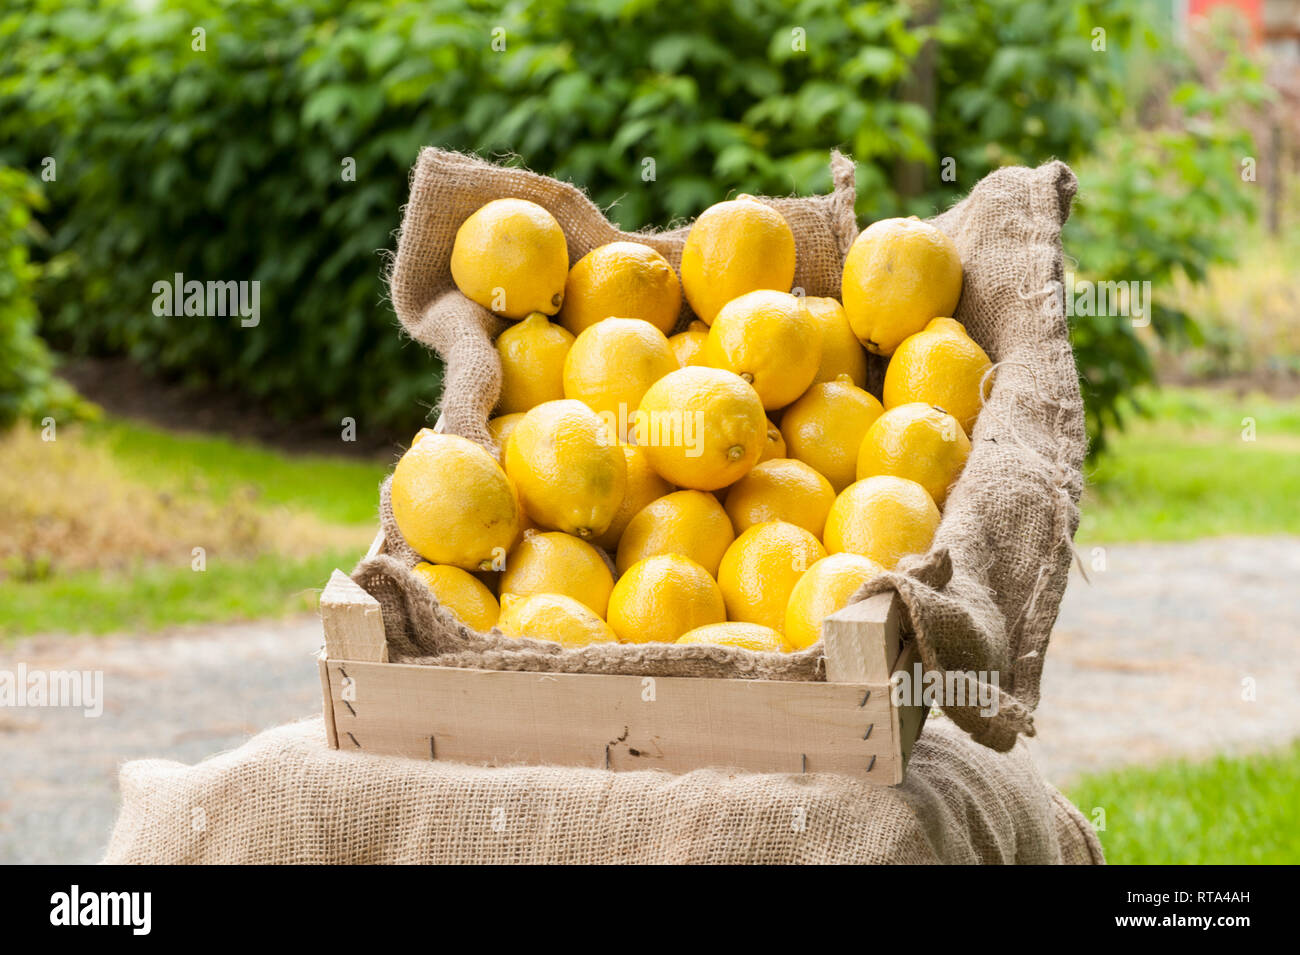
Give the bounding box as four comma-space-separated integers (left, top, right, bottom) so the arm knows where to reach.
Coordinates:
0, 617, 323, 865
2, 536, 1298, 864
1027, 535, 1300, 782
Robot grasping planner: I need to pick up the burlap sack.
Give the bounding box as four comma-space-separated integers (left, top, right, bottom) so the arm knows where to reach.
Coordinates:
365, 149, 1085, 752
102, 715, 1103, 864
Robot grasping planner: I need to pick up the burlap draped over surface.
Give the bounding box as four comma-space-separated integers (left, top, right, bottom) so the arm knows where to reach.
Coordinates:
356, 148, 1086, 753
102, 715, 1103, 864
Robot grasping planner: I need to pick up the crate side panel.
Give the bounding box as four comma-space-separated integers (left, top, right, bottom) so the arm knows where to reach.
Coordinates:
327, 662, 902, 780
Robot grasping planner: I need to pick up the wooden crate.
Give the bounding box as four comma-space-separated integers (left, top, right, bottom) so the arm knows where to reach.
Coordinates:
318, 569, 926, 783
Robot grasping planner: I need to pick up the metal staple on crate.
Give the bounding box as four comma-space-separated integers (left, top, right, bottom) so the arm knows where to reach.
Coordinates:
859, 689, 871, 707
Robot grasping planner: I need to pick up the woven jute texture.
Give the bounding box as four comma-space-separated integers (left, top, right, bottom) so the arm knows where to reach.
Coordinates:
365, 149, 1085, 752
102, 715, 1103, 864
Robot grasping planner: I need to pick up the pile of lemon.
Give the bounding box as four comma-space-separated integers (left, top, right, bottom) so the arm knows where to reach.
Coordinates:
391, 195, 992, 654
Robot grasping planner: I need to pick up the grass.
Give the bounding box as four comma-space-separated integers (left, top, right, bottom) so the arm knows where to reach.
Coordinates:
0, 417, 387, 639
89, 418, 392, 526
1, 423, 375, 577
1081, 387, 1300, 543
0, 549, 361, 637
1068, 741, 1300, 864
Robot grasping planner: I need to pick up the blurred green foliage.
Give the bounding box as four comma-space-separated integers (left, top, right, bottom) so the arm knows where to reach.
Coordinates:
1065, 29, 1269, 452
0, 165, 93, 428
0, 0, 1264, 449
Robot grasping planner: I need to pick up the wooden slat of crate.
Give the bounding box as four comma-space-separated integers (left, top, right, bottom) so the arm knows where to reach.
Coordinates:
319, 569, 925, 783
320, 657, 902, 779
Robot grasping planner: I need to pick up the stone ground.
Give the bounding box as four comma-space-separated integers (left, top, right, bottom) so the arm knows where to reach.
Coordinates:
1027, 536, 1300, 779
2, 536, 1297, 864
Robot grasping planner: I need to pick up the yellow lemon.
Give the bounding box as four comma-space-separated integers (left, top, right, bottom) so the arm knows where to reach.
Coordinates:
676, 622, 791, 653
722, 458, 835, 538
615, 489, 734, 577
701, 289, 820, 410
781, 375, 885, 492
607, 554, 726, 644
490, 463, 548, 550
504, 400, 627, 539
498, 593, 617, 648
856, 402, 971, 509
487, 412, 526, 463
391, 433, 520, 571
563, 317, 677, 435
824, 476, 940, 569
842, 217, 962, 356
450, 198, 569, 319
717, 522, 826, 632
558, 241, 681, 336
757, 418, 786, 463
783, 553, 885, 651
804, 297, 868, 388
495, 313, 573, 415
499, 531, 614, 617
412, 562, 501, 631
634, 367, 765, 491
680, 196, 796, 324
594, 445, 675, 552
411, 427, 437, 446
883, 318, 993, 433
668, 320, 710, 368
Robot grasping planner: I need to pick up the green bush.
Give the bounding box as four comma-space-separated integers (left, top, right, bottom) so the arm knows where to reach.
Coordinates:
0, 165, 93, 429
0, 0, 1263, 448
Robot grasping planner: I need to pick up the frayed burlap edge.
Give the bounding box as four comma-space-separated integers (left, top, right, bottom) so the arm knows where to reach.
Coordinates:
353, 553, 824, 681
